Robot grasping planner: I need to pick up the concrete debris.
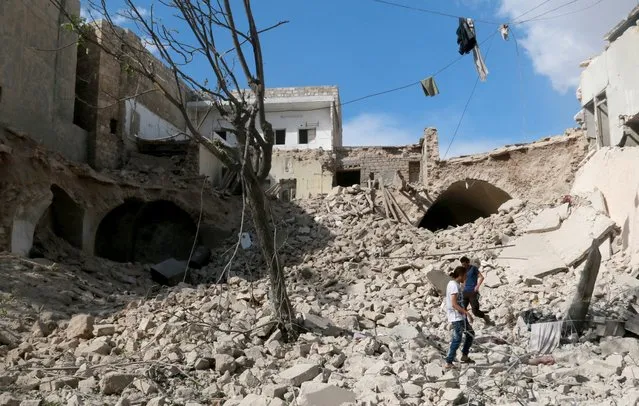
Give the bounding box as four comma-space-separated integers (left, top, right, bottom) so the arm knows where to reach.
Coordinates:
297, 382, 357, 405
150, 258, 189, 286
66, 314, 95, 340
1, 177, 637, 405
498, 205, 616, 278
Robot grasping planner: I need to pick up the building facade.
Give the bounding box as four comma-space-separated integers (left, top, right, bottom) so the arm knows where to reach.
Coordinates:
0, 0, 89, 162
74, 20, 193, 170
577, 5, 639, 149
190, 86, 343, 186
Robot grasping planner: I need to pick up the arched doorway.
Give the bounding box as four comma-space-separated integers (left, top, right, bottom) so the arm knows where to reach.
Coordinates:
95, 199, 197, 264
419, 179, 511, 231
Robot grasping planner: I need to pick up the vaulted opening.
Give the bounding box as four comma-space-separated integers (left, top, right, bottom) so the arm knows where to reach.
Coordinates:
419, 180, 511, 231
95, 199, 197, 264
32, 185, 84, 255
334, 169, 361, 187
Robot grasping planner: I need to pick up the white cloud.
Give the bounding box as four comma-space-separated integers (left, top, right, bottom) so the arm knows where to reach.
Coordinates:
342, 113, 419, 146
141, 37, 159, 55
112, 6, 149, 26
498, 0, 636, 93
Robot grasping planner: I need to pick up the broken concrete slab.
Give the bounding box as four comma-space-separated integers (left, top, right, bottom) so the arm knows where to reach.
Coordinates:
498, 206, 615, 279
302, 314, 341, 337
498, 199, 525, 213
526, 207, 563, 233
426, 269, 450, 295
497, 234, 567, 279
296, 382, 356, 406
548, 206, 615, 267
278, 364, 320, 387
150, 258, 189, 287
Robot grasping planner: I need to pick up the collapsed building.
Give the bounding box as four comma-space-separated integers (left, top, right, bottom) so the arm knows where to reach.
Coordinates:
3, 1, 639, 405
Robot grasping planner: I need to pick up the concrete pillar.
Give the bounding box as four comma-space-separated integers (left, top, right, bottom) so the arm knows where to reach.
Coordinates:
10, 192, 53, 256
421, 127, 439, 185
81, 209, 101, 255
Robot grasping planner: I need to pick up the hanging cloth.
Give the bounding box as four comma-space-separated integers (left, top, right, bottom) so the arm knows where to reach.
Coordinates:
530, 321, 563, 354
456, 17, 477, 55
420, 77, 440, 97
500, 24, 510, 41
472, 46, 489, 82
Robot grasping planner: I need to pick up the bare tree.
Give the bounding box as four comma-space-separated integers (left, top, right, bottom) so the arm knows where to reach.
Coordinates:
52, 0, 297, 340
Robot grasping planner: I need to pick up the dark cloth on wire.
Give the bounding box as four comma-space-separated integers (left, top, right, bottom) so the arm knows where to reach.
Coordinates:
420, 77, 440, 97
456, 17, 477, 55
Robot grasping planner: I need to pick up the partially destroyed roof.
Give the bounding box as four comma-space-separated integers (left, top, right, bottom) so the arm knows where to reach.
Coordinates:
604, 4, 639, 43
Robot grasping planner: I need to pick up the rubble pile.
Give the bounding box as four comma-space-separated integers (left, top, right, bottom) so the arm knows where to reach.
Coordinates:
3, 186, 639, 405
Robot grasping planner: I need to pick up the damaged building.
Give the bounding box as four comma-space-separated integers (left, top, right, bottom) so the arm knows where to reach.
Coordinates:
576, 5, 639, 148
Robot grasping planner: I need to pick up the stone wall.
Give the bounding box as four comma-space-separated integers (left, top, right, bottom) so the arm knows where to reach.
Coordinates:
82, 20, 192, 170
264, 86, 339, 99
335, 145, 423, 186
424, 129, 589, 204
0, 126, 237, 256
0, 0, 89, 162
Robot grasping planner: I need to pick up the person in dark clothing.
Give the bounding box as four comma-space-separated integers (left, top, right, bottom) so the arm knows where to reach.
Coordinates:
460, 256, 493, 325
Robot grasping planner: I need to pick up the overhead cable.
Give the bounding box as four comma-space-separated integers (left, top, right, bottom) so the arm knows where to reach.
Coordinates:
442, 33, 498, 159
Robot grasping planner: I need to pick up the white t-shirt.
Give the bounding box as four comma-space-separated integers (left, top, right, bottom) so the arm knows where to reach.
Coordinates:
445, 280, 464, 323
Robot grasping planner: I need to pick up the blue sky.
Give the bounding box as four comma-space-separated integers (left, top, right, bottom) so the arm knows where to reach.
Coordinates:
81, 0, 637, 157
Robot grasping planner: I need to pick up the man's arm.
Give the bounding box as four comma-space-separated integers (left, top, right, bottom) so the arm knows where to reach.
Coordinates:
451, 292, 473, 322
475, 271, 485, 291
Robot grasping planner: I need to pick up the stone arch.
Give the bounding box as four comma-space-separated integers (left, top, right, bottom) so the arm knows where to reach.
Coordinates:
94, 199, 198, 264
11, 185, 85, 256
419, 179, 511, 231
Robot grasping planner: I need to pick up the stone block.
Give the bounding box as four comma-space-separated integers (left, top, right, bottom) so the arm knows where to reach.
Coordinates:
67, 315, 94, 340
99, 372, 135, 395
279, 364, 321, 387
296, 382, 356, 405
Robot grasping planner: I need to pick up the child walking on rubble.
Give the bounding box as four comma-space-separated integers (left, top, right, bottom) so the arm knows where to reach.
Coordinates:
444, 266, 475, 368
460, 256, 493, 325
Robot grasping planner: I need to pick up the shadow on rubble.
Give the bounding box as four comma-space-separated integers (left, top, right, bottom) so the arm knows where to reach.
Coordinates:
0, 229, 157, 344
198, 198, 336, 287
0, 196, 337, 343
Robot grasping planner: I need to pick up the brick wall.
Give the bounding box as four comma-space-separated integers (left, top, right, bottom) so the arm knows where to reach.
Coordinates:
264, 86, 339, 99
334, 145, 422, 186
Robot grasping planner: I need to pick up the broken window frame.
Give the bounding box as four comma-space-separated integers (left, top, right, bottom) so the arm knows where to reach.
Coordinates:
215, 129, 227, 141
595, 92, 610, 147
298, 128, 316, 145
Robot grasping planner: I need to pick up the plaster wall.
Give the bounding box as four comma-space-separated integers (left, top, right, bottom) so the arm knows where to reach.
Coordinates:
571, 147, 639, 266
270, 150, 333, 199
579, 25, 639, 146
124, 100, 186, 141
191, 106, 335, 151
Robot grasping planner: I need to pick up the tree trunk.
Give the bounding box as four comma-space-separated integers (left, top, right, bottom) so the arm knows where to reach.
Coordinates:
242, 163, 297, 341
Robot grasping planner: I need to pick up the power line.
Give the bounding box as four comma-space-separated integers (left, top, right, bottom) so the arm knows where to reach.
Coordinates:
371, 0, 502, 24
510, 0, 554, 22
518, 0, 605, 23
331, 30, 499, 111
516, 0, 589, 23
442, 33, 498, 159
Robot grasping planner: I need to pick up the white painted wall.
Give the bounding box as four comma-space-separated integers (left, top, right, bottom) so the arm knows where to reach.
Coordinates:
579, 26, 639, 146
188, 103, 336, 150
265, 109, 333, 150
124, 100, 186, 141
571, 147, 639, 267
